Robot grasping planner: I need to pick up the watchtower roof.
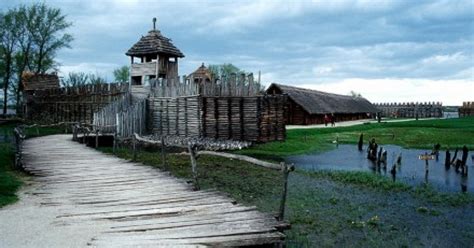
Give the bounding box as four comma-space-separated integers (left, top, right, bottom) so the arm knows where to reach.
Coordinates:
126, 26, 184, 58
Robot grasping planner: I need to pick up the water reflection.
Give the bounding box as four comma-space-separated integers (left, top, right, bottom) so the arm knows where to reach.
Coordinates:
286, 144, 472, 192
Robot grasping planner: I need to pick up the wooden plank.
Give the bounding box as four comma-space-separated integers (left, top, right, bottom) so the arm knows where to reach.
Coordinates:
18, 135, 285, 247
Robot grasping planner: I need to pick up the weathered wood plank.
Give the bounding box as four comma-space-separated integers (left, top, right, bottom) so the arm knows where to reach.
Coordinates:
18, 134, 285, 247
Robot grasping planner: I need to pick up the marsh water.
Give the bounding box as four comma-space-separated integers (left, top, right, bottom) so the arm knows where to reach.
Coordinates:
286, 144, 473, 192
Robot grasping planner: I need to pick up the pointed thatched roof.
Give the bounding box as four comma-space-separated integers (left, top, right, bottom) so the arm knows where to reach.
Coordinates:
187, 63, 213, 82
126, 29, 184, 57
267, 83, 378, 114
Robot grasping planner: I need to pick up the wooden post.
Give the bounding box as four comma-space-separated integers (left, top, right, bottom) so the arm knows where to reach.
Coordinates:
132, 134, 137, 161
161, 136, 167, 169
113, 131, 117, 154
278, 162, 294, 221
13, 126, 26, 170
72, 123, 78, 142
424, 152, 429, 184
95, 129, 99, 148
188, 143, 200, 190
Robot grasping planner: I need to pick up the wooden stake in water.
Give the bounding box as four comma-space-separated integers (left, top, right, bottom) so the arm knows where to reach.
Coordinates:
419, 152, 434, 184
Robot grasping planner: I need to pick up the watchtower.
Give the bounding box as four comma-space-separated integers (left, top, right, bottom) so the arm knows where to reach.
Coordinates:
126, 18, 184, 86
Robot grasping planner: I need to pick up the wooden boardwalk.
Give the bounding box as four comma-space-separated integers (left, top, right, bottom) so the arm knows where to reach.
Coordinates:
19, 135, 284, 247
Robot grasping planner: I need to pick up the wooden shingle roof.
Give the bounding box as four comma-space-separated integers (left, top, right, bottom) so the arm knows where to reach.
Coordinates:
267, 83, 378, 114
126, 29, 184, 57
22, 72, 60, 91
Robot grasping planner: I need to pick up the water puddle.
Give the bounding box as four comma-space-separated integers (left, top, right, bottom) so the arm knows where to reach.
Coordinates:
286, 144, 473, 192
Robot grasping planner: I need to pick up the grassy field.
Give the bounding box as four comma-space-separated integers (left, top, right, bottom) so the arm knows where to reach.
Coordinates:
99, 117, 474, 247
238, 117, 474, 160
0, 123, 63, 207
3, 117, 474, 246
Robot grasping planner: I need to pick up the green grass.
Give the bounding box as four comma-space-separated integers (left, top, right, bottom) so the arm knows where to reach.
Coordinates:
0, 143, 21, 207
238, 117, 474, 159
0, 122, 63, 208
99, 146, 474, 247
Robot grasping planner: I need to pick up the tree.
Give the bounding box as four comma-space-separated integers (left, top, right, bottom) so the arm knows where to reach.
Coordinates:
208, 63, 245, 79
27, 3, 73, 74
62, 72, 88, 87
350, 90, 362, 98
0, 3, 73, 114
113, 66, 129, 83
13, 5, 36, 110
0, 11, 20, 115
88, 73, 107, 85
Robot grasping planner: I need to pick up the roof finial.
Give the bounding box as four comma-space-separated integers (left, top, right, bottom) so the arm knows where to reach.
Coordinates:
153, 17, 157, 30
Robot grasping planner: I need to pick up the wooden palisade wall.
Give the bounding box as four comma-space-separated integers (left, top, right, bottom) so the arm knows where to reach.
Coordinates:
374, 102, 443, 118
148, 95, 286, 142
459, 101, 474, 117
24, 83, 129, 124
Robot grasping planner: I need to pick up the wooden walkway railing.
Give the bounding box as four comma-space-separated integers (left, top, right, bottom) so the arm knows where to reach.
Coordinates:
132, 133, 295, 221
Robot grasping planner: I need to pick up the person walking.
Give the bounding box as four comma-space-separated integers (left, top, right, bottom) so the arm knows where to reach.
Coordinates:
330, 113, 336, 127
324, 114, 329, 127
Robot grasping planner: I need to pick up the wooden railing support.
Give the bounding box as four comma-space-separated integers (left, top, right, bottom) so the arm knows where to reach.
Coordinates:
161, 136, 167, 169
132, 134, 138, 161
113, 131, 117, 154
13, 126, 25, 170
95, 129, 100, 148
72, 123, 78, 141
278, 162, 294, 221
188, 143, 200, 191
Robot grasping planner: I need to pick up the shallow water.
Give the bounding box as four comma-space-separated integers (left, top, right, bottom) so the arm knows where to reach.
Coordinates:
286, 144, 473, 192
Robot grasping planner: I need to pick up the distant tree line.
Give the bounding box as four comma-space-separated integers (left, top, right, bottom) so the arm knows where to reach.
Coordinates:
61, 66, 130, 87
208, 63, 246, 80
0, 3, 73, 115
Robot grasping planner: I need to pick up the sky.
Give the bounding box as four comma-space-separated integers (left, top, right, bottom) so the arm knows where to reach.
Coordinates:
1, 0, 473, 105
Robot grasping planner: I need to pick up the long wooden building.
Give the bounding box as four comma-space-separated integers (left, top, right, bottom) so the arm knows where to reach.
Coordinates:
266, 83, 378, 125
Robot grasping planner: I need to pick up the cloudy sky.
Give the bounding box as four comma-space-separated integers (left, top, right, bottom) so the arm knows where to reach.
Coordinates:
1, 0, 473, 105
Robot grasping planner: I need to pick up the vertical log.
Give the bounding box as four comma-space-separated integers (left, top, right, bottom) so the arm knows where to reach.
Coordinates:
228, 97, 232, 139
239, 97, 244, 140
188, 143, 200, 191
214, 97, 219, 139
113, 131, 117, 154
278, 163, 294, 221
132, 135, 137, 161
161, 136, 167, 169
95, 129, 99, 148
424, 152, 429, 184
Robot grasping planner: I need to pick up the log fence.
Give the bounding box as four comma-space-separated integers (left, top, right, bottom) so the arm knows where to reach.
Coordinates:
150, 74, 262, 97
459, 101, 474, 117
23, 83, 129, 124
149, 94, 287, 142
375, 102, 443, 118
92, 93, 147, 138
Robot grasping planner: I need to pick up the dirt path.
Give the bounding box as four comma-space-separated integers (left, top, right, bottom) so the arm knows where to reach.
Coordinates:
0, 135, 283, 247
286, 117, 439, 129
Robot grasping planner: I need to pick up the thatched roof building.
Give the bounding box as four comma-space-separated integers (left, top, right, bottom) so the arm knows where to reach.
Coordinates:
187, 63, 213, 84
266, 83, 378, 125
127, 18, 184, 85
22, 72, 60, 91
